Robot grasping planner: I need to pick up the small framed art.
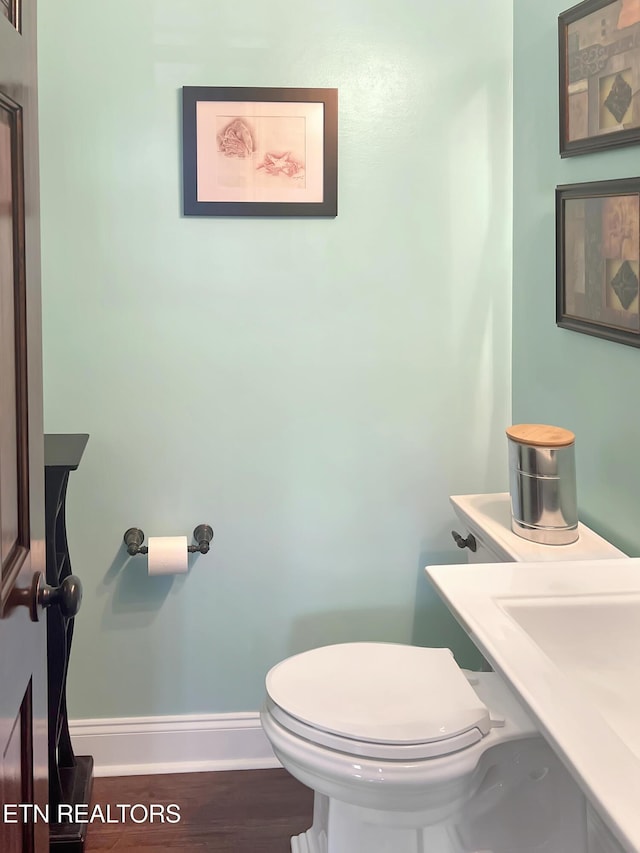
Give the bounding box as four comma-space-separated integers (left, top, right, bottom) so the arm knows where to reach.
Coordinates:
182, 86, 338, 217
557, 178, 640, 346
559, 0, 640, 156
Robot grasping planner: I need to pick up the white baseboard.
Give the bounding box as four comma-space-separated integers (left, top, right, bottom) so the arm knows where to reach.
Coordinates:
69, 712, 281, 777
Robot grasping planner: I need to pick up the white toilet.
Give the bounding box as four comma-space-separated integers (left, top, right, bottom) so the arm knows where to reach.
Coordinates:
261, 493, 627, 853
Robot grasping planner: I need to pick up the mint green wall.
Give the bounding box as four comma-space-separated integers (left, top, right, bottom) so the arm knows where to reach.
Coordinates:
513, 2, 637, 557
38, 0, 512, 717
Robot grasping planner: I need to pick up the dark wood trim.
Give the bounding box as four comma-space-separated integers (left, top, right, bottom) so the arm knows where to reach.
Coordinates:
50, 757, 94, 853
0, 0, 48, 849
11, 89, 30, 559
21, 681, 35, 853
0, 88, 30, 614
0, 0, 20, 30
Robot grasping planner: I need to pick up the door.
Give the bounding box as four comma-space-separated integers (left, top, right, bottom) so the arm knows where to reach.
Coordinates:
1, 0, 48, 851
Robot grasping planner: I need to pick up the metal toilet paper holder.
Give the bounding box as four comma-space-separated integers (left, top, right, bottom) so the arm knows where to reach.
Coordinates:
124, 525, 214, 556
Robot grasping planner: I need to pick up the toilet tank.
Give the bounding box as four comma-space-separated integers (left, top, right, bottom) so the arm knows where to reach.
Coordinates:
449, 493, 626, 563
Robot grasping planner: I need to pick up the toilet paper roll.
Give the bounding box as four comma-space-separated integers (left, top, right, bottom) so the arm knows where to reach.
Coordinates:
147, 536, 188, 575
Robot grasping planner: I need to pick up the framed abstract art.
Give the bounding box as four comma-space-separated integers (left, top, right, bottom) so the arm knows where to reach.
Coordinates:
559, 0, 640, 156
557, 178, 640, 346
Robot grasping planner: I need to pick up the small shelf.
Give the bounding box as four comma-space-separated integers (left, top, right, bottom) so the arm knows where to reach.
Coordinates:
44, 433, 92, 853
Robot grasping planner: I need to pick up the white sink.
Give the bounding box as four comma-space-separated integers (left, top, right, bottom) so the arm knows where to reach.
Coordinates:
502, 594, 640, 762
426, 558, 640, 853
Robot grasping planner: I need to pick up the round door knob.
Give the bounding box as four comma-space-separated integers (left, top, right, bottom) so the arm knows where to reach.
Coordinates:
36, 572, 83, 620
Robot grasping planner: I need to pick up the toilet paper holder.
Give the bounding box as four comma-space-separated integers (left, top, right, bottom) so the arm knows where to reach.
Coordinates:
124, 525, 214, 556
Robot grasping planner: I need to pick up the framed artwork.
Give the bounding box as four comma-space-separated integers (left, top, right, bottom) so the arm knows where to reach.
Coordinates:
557, 178, 640, 346
559, 0, 640, 156
182, 86, 338, 217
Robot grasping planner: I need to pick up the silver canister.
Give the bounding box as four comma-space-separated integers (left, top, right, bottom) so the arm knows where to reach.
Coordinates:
506, 424, 578, 545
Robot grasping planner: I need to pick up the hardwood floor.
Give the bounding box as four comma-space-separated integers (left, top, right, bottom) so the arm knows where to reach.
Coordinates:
84, 768, 314, 852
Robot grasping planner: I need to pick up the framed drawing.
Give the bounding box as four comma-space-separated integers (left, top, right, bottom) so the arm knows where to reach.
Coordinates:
557, 178, 640, 346
559, 0, 640, 156
182, 86, 338, 217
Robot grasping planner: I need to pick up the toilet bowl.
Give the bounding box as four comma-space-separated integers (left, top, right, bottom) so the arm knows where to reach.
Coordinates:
261, 494, 624, 853
261, 642, 587, 853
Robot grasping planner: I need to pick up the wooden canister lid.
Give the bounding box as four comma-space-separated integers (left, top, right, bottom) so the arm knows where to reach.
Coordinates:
505, 424, 575, 447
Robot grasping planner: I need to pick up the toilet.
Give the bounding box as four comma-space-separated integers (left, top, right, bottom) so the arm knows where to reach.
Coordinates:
261, 493, 627, 853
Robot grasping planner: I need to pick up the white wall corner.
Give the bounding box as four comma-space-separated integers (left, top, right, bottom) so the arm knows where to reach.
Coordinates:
69, 713, 281, 777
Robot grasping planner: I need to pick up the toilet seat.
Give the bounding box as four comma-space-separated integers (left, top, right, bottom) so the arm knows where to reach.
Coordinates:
265, 643, 492, 760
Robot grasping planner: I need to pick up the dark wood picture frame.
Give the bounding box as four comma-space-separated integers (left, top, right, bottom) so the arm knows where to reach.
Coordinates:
557, 178, 640, 346
182, 86, 337, 217
559, 0, 640, 156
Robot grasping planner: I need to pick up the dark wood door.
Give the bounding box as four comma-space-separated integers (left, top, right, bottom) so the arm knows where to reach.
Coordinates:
0, 1, 48, 851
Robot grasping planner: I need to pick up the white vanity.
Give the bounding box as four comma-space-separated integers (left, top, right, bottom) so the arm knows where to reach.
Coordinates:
428, 494, 637, 852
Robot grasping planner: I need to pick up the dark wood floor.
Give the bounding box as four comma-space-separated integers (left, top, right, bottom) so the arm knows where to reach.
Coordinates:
84, 769, 314, 852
